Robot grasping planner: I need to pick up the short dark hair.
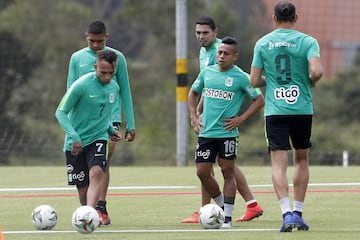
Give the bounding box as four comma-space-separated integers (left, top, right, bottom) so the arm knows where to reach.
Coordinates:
221, 37, 238, 53
96, 50, 117, 65
274, 1, 296, 22
196, 16, 216, 30
221, 36, 238, 45
87, 21, 107, 34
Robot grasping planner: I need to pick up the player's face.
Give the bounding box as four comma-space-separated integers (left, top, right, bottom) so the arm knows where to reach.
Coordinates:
94, 59, 116, 84
195, 24, 217, 48
86, 33, 108, 52
217, 44, 238, 71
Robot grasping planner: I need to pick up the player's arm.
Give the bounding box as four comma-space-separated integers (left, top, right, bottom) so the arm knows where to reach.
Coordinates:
188, 89, 202, 134
308, 57, 323, 87
66, 54, 78, 89
250, 67, 266, 87
223, 93, 264, 131
55, 87, 82, 145
116, 54, 136, 140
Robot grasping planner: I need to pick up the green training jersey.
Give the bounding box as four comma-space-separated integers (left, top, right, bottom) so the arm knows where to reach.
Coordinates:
252, 29, 321, 116
56, 72, 119, 151
67, 46, 135, 130
191, 64, 262, 138
199, 38, 221, 70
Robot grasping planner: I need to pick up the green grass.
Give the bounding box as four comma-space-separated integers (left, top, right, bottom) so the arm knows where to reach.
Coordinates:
0, 166, 359, 239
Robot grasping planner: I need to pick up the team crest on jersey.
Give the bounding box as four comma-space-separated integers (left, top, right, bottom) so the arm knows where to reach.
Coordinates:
225, 77, 233, 87
109, 93, 115, 103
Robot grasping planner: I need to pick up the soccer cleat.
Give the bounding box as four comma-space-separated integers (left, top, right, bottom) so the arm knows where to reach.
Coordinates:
293, 213, 309, 231
221, 221, 232, 229
96, 209, 111, 225
280, 212, 294, 232
100, 212, 111, 225
235, 204, 264, 222
96, 209, 103, 226
181, 211, 199, 223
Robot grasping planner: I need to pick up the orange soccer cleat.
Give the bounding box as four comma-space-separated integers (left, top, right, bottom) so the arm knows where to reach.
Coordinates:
181, 211, 199, 223
236, 204, 264, 222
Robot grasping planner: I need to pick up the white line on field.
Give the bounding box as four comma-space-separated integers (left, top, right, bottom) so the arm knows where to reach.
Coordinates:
3, 228, 279, 235
0, 182, 359, 192
0, 186, 196, 192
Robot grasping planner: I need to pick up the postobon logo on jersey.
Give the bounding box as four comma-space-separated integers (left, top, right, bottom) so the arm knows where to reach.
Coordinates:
204, 88, 234, 101
274, 85, 300, 104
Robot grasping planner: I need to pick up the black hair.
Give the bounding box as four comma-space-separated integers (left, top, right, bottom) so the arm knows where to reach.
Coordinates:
221, 36, 238, 45
87, 21, 107, 34
96, 50, 117, 65
196, 16, 216, 30
274, 1, 296, 22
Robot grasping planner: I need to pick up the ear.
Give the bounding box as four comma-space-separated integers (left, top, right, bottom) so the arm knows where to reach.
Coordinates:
272, 15, 277, 23
294, 14, 298, 22
213, 27, 218, 36
233, 52, 239, 61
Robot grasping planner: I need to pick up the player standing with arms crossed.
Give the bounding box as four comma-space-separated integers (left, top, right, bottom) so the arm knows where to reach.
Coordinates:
250, 1, 323, 232
67, 21, 136, 225
182, 16, 263, 224
188, 37, 264, 228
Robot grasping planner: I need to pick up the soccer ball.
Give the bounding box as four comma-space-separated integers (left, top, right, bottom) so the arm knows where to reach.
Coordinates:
72, 205, 100, 234
31, 204, 58, 230
198, 203, 225, 229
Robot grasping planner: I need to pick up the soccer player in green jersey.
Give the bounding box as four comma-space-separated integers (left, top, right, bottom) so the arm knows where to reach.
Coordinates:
67, 21, 136, 225
182, 16, 264, 224
250, 1, 323, 232
188, 37, 264, 228
56, 50, 122, 212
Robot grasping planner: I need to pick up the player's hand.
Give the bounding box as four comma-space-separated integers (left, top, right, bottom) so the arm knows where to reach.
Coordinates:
125, 129, 136, 142
71, 142, 83, 156
190, 115, 203, 134
110, 130, 122, 142
223, 116, 244, 131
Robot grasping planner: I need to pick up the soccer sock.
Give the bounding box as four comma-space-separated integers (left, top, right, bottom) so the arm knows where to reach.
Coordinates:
279, 197, 291, 216
246, 199, 258, 208
224, 197, 235, 223
293, 201, 304, 216
96, 200, 107, 213
212, 192, 224, 208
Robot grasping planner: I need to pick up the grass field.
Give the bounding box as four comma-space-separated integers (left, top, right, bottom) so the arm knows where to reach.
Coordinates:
0, 166, 359, 239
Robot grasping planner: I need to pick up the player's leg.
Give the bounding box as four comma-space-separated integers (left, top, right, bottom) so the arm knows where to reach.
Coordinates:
217, 137, 237, 228
271, 149, 294, 232
266, 116, 294, 232
87, 165, 105, 208
86, 140, 107, 219
181, 168, 213, 224
217, 157, 236, 228
234, 165, 264, 222
292, 148, 310, 230
291, 115, 312, 231
95, 139, 114, 225
65, 151, 89, 206
96, 122, 120, 225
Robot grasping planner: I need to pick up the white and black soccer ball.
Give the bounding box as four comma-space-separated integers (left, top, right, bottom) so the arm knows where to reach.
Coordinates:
72, 205, 100, 234
198, 203, 225, 229
31, 204, 58, 230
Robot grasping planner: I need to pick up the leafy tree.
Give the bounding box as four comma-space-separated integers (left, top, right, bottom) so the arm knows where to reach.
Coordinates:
333, 52, 360, 122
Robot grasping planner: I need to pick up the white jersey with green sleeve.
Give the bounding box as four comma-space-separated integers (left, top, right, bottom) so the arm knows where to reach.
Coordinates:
191, 64, 262, 138
56, 72, 119, 151
252, 29, 321, 116
199, 38, 221, 70
67, 46, 135, 130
